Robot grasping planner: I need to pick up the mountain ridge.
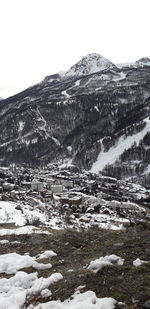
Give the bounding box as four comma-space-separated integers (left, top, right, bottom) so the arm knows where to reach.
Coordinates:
0, 53, 150, 185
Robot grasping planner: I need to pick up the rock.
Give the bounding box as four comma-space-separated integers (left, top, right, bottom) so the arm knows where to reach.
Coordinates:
142, 300, 150, 308
113, 242, 124, 247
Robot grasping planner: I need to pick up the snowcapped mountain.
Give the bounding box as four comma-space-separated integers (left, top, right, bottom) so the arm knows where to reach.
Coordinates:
0, 53, 150, 184
65, 53, 116, 76
116, 57, 150, 69
135, 57, 150, 66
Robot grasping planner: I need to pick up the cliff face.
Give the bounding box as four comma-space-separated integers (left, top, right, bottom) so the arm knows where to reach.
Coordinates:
0, 54, 150, 182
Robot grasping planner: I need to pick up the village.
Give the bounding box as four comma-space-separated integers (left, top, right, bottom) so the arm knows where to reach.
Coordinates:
0, 163, 149, 230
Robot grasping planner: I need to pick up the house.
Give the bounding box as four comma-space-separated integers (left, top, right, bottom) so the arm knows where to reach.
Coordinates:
99, 176, 117, 188
106, 200, 143, 212
40, 190, 53, 202
51, 184, 63, 194
3, 182, 15, 192
21, 181, 31, 189
31, 181, 44, 192
60, 196, 82, 207
61, 179, 74, 190
46, 179, 55, 190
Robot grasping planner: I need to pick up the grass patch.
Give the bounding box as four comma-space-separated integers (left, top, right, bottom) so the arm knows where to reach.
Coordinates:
0, 226, 149, 306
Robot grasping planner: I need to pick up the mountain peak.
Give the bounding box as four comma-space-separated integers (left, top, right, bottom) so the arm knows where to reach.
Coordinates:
65, 53, 115, 76
135, 57, 150, 66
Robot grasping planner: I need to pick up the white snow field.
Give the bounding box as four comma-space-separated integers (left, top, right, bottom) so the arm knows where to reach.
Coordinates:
0, 201, 127, 232
0, 201, 49, 227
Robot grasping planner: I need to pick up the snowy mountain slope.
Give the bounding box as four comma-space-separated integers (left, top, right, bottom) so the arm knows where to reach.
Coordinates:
135, 57, 150, 66
65, 53, 116, 76
116, 57, 150, 69
0, 53, 150, 183
91, 117, 150, 173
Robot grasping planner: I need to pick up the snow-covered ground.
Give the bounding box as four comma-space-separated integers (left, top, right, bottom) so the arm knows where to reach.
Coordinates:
0, 186, 148, 308
0, 247, 118, 309
0, 192, 147, 233
0, 200, 128, 232
0, 199, 148, 308
0, 248, 148, 308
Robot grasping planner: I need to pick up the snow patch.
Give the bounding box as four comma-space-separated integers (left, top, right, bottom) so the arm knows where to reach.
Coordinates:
51, 136, 61, 146
59, 159, 73, 168
74, 79, 81, 87
94, 105, 99, 112
30, 290, 116, 309
0, 239, 9, 245
67, 146, 72, 152
0, 226, 50, 236
0, 201, 26, 226
36, 250, 57, 260
62, 89, 71, 98
0, 252, 52, 274
0, 271, 62, 309
133, 258, 149, 267
18, 121, 25, 132
143, 164, 150, 175
87, 254, 124, 273
114, 72, 126, 81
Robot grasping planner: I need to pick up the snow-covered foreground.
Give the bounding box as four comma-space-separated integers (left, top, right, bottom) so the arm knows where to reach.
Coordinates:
0, 196, 148, 307
0, 209, 149, 309
0, 250, 117, 309
0, 249, 148, 309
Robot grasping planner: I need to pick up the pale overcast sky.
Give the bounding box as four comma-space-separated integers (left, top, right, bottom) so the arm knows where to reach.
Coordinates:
0, 0, 150, 98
